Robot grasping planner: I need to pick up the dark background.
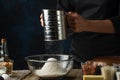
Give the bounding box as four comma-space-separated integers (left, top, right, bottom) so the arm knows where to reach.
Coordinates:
0, 0, 71, 69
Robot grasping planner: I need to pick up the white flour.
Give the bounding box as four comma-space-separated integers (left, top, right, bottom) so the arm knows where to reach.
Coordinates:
34, 58, 67, 77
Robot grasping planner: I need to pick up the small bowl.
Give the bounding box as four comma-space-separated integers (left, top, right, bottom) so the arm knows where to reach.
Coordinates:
25, 54, 73, 79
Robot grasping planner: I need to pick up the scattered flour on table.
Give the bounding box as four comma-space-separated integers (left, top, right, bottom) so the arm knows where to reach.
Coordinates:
34, 58, 67, 77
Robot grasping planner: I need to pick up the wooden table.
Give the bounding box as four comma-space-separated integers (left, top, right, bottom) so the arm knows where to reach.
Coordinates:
11, 69, 82, 80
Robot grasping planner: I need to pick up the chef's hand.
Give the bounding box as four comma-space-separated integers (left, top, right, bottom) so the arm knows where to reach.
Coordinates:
66, 12, 88, 32
66, 12, 115, 33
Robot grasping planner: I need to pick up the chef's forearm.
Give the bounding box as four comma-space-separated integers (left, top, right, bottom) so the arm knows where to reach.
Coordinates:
84, 20, 115, 34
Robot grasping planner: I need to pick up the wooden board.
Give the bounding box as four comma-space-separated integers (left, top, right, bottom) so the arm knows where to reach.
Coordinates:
11, 70, 31, 80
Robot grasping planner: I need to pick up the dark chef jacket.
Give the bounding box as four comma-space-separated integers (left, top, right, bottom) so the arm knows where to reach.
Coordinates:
58, 0, 120, 61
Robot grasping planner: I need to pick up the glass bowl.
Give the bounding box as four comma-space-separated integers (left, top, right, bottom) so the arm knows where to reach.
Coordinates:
25, 54, 73, 79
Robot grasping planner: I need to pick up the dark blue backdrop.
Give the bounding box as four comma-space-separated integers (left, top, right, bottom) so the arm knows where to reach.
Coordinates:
0, 0, 71, 69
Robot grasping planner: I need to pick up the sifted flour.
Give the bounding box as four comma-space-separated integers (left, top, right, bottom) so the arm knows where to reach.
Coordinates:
34, 58, 67, 77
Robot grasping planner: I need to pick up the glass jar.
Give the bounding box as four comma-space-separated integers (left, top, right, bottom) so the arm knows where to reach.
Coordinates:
0, 59, 13, 76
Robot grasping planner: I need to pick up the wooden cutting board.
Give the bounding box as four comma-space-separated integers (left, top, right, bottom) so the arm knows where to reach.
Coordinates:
11, 70, 31, 80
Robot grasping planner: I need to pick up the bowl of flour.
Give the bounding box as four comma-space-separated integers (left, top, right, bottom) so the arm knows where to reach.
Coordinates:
25, 54, 73, 79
